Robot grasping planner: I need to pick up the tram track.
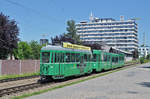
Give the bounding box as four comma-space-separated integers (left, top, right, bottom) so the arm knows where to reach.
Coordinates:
0, 75, 40, 83
0, 82, 53, 97
0, 62, 139, 98
0, 62, 137, 84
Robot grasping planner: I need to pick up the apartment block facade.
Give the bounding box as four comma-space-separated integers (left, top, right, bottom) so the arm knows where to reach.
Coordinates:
138, 46, 150, 58
76, 15, 138, 52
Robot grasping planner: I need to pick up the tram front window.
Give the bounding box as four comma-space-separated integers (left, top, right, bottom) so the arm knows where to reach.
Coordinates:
42, 52, 50, 63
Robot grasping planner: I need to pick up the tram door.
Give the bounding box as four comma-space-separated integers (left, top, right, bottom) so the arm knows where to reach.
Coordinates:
80, 55, 85, 73
77, 54, 86, 74
59, 53, 65, 75
52, 52, 63, 75
51, 52, 59, 75
57, 52, 65, 75
98, 53, 101, 71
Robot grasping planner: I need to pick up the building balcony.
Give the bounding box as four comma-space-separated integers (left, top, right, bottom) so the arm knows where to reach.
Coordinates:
77, 31, 137, 35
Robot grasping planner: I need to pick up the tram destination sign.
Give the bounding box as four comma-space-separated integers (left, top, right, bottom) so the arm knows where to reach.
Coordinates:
63, 42, 91, 51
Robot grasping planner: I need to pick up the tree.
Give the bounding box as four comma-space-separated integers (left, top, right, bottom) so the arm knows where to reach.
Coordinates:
66, 20, 81, 44
14, 41, 32, 59
29, 40, 42, 59
51, 35, 61, 45
146, 54, 150, 59
0, 12, 19, 59
132, 49, 139, 59
51, 20, 81, 45
14, 41, 42, 60
51, 33, 75, 45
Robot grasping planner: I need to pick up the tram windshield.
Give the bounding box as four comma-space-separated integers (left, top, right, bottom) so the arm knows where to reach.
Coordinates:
42, 52, 50, 63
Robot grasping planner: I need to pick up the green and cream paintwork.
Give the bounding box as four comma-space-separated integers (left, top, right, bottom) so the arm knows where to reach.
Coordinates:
40, 45, 124, 79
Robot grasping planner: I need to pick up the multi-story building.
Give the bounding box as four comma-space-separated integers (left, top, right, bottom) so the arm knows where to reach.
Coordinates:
138, 46, 150, 58
40, 39, 49, 45
76, 14, 138, 52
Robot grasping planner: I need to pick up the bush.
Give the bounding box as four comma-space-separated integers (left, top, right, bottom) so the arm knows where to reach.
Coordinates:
140, 57, 145, 64
146, 54, 150, 59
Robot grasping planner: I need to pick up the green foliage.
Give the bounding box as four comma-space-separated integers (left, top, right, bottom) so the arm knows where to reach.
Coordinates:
144, 59, 150, 63
0, 49, 9, 59
51, 20, 82, 45
125, 59, 139, 64
17, 41, 32, 59
29, 40, 42, 59
0, 12, 19, 59
146, 54, 150, 59
140, 57, 144, 64
14, 41, 42, 60
66, 20, 81, 44
0, 72, 39, 80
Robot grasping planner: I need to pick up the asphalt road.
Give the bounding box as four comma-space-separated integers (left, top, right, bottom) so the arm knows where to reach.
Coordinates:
26, 63, 150, 99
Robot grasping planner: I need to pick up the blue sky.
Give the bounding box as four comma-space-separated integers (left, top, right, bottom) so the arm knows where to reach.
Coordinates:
0, 0, 150, 46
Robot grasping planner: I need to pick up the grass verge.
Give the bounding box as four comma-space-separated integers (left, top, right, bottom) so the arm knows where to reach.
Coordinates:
144, 59, 150, 63
0, 72, 39, 80
11, 63, 141, 99
125, 59, 139, 64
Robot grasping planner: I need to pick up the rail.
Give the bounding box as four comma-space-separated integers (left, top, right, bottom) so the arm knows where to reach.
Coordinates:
0, 75, 40, 83
0, 62, 140, 97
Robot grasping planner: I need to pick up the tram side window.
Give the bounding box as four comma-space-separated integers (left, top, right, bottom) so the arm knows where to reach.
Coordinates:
116, 57, 118, 63
88, 54, 91, 62
66, 53, 71, 62
93, 54, 97, 62
54, 53, 57, 63
90, 54, 92, 62
113, 57, 118, 63
60, 53, 64, 63
76, 53, 80, 62
87, 54, 91, 62
101, 53, 104, 61
112, 56, 116, 63
71, 53, 76, 62
98, 54, 101, 62
80, 56, 84, 63
119, 56, 121, 61
42, 52, 50, 63
120, 56, 123, 61
84, 54, 88, 62
54, 53, 59, 63
104, 54, 107, 62
122, 56, 124, 61
51, 53, 54, 63
112, 57, 114, 63
107, 55, 110, 62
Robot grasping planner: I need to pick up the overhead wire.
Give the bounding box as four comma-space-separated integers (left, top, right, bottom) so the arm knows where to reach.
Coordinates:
3, 0, 64, 23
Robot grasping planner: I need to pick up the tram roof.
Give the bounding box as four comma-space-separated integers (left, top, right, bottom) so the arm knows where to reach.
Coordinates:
41, 45, 92, 54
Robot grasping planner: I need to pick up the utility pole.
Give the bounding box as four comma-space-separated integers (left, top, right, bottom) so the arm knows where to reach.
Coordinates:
41, 34, 48, 39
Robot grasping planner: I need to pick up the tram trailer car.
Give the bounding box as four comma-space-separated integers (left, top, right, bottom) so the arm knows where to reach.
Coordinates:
40, 43, 124, 80
92, 50, 124, 72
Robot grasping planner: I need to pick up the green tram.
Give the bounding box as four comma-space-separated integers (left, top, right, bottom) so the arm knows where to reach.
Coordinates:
40, 43, 125, 80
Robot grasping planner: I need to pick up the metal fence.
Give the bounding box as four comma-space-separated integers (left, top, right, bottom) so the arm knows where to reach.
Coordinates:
0, 60, 40, 75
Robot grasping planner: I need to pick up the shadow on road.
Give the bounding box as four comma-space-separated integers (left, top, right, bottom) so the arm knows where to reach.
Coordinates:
139, 66, 150, 69
137, 82, 150, 88
127, 91, 138, 94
